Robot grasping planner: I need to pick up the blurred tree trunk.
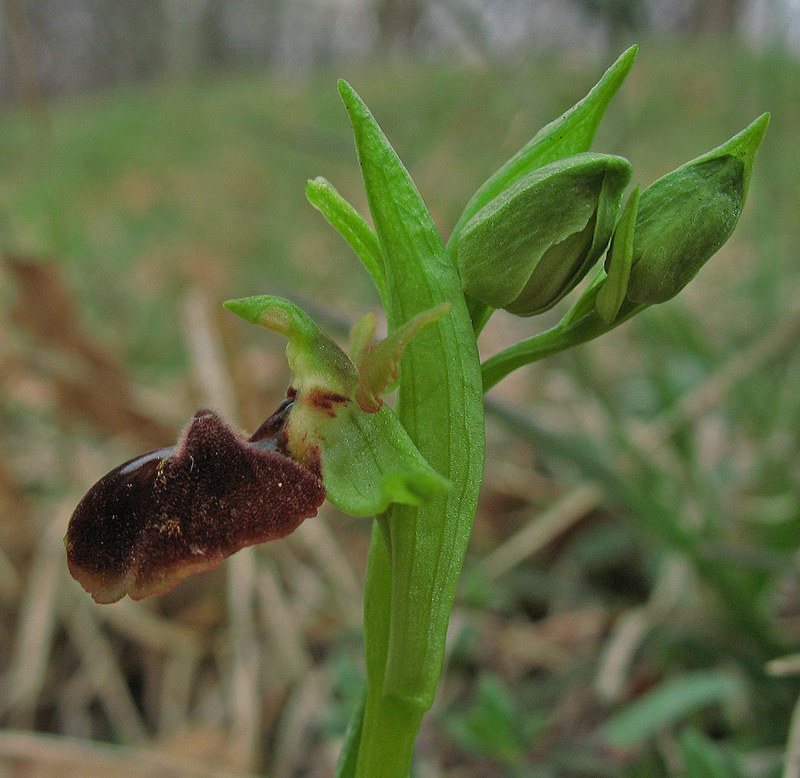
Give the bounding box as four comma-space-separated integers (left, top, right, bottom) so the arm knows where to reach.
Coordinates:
690, 0, 741, 32
163, 0, 218, 77
1, 0, 44, 113
376, 0, 423, 50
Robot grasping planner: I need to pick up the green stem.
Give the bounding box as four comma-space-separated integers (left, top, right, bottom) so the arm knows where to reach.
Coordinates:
355, 520, 420, 778
356, 690, 425, 778
481, 302, 646, 391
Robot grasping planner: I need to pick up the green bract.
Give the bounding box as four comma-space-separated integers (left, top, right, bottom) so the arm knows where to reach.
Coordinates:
626, 113, 770, 304
449, 45, 638, 246
456, 152, 632, 316
223, 295, 450, 516
596, 184, 640, 324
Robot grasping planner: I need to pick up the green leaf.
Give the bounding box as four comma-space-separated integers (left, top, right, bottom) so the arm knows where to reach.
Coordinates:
596, 184, 640, 323
677, 728, 744, 778
445, 675, 535, 765
598, 670, 746, 750
339, 76, 484, 688
334, 687, 366, 778
338, 79, 485, 778
306, 176, 386, 303
449, 44, 638, 246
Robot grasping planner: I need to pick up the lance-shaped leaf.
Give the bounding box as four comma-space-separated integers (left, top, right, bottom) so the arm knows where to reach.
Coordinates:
339, 79, 485, 778
224, 295, 451, 516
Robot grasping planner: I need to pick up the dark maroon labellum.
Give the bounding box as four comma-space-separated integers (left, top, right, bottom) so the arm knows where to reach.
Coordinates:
65, 408, 325, 603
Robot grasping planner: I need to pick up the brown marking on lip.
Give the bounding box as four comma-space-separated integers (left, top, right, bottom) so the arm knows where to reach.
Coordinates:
65, 410, 325, 603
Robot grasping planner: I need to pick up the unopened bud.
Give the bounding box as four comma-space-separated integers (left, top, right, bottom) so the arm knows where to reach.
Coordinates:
456, 152, 632, 316
626, 113, 769, 304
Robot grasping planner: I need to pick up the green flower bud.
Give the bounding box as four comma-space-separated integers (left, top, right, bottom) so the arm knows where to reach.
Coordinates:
455, 152, 632, 317
626, 113, 769, 304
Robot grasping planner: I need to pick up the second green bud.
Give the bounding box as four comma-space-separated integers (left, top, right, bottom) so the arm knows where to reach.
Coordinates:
624, 113, 769, 304
456, 152, 632, 316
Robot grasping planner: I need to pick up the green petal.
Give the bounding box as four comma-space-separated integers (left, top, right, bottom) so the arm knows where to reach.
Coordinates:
306, 176, 387, 304
354, 303, 450, 412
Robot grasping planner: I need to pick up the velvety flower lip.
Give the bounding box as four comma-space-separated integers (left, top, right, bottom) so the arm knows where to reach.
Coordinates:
64, 406, 325, 604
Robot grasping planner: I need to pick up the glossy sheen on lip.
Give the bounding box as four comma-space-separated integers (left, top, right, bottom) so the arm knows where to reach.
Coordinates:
64, 408, 325, 603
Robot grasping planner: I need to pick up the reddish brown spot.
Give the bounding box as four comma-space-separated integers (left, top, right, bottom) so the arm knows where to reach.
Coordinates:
65, 410, 325, 603
305, 389, 351, 418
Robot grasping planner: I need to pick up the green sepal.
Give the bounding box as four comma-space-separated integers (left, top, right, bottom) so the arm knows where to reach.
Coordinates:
449, 44, 638, 247
596, 184, 640, 323
224, 294, 357, 396
626, 113, 769, 304
306, 176, 387, 304
456, 152, 632, 316
224, 295, 451, 516
322, 404, 451, 517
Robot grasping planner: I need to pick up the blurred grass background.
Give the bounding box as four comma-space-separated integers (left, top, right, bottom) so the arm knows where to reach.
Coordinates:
1, 34, 800, 777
